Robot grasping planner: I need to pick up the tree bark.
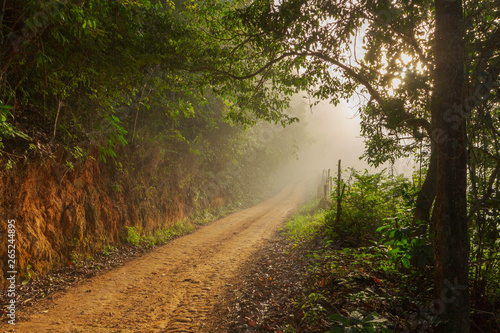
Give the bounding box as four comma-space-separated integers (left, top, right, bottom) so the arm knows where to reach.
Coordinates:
431, 0, 470, 331
413, 142, 437, 229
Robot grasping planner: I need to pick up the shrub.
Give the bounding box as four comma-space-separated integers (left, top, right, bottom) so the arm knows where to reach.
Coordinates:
125, 226, 142, 245
325, 169, 408, 247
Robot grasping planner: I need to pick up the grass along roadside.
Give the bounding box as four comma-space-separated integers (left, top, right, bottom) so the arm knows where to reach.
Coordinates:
278, 169, 499, 332
124, 205, 236, 248
282, 199, 326, 246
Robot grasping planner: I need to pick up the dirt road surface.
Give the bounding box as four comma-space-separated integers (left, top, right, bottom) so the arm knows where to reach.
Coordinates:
5, 183, 304, 332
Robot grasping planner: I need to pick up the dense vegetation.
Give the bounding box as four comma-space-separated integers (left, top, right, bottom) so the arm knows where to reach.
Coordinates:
0, 0, 317, 207
0, 0, 299, 180
281, 171, 498, 332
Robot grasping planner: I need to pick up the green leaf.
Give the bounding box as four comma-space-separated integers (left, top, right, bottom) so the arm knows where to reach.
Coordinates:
329, 313, 351, 326
401, 256, 411, 269
329, 324, 346, 333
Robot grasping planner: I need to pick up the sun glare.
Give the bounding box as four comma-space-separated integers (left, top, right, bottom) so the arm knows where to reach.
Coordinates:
392, 78, 402, 88
400, 53, 412, 65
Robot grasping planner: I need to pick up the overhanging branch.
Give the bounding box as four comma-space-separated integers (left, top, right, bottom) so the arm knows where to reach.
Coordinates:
198, 49, 432, 134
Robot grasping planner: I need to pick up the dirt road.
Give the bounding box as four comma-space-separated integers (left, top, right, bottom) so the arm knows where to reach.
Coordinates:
6, 183, 304, 332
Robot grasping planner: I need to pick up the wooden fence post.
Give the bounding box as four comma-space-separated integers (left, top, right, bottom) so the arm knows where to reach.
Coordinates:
335, 159, 342, 229
327, 169, 331, 197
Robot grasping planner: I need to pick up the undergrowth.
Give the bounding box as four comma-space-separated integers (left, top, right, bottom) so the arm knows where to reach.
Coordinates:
279, 169, 499, 332
191, 205, 235, 226
125, 220, 196, 248
125, 219, 198, 248
279, 177, 434, 332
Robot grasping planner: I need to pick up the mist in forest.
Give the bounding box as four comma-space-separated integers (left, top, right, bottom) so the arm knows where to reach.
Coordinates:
269, 94, 416, 192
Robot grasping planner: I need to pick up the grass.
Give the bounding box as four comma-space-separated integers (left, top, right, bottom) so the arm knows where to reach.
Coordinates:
282, 198, 327, 245
125, 219, 197, 248
124, 205, 234, 248
277, 198, 432, 332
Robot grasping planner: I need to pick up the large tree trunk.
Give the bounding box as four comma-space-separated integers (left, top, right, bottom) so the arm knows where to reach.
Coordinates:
431, 0, 470, 332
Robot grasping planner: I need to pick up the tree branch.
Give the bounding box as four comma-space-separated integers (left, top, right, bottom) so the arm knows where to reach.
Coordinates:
473, 24, 500, 75
198, 48, 432, 135
467, 160, 500, 221
194, 52, 297, 80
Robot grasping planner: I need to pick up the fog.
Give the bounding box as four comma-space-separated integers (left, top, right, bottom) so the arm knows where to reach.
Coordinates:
295, 97, 368, 172
269, 94, 416, 192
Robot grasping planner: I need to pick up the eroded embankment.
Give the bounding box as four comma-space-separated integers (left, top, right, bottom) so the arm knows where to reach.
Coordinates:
0, 151, 224, 287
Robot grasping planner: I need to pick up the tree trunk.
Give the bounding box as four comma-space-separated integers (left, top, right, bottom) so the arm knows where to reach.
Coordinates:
431, 0, 470, 331
413, 142, 437, 229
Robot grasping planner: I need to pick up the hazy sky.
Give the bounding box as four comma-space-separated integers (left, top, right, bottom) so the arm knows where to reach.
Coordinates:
282, 93, 416, 183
